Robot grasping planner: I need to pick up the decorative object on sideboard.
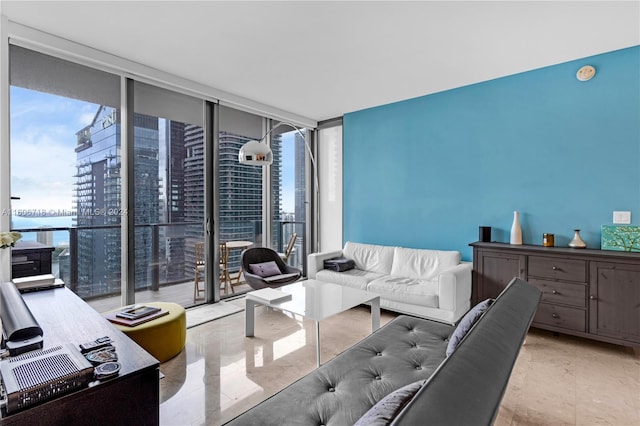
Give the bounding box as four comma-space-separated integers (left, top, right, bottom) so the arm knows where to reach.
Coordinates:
0, 247, 8, 282
510, 211, 522, 245
0, 231, 22, 249
601, 225, 640, 252
542, 233, 554, 247
576, 65, 596, 81
479, 226, 491, 242
1, 231, 22, 282
568, 229, 587, 248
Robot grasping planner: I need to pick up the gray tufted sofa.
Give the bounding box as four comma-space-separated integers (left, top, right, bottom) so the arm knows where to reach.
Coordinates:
226, 278, 541, 426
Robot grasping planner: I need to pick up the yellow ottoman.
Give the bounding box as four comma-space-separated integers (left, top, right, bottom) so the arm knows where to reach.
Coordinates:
110, 302, 186, 363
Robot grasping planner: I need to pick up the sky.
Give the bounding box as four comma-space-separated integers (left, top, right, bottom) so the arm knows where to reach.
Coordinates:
10, 87, 298, 217
10, 87, 96, 213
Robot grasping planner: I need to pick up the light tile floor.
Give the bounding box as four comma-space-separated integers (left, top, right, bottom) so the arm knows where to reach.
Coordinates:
159, 300, 640, 426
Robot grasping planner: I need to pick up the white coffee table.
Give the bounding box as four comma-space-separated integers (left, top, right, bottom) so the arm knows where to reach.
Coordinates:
245, 279, 381, 367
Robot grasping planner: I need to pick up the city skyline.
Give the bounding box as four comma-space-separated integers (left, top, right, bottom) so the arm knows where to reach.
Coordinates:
9, 86, 299, 215
7, 45, 307, 303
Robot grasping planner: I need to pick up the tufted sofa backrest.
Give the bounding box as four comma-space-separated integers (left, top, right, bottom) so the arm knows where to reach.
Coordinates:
391, 278, 541, 426
225, 278, 541, 426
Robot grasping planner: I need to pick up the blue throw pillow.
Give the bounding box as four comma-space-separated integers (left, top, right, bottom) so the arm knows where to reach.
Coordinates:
446, 298, 494, 356
353, 380, 426, 426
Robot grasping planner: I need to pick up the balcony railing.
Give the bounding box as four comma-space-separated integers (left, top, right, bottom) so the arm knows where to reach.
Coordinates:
11, 220, 306, 303
277, 220, 307, 276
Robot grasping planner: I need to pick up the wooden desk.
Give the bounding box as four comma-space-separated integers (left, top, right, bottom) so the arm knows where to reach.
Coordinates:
1, 287, 159, 425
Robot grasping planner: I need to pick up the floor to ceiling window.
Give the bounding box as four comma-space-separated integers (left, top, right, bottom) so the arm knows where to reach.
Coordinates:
270, 126, 307, 272
132, 81, 206, 308
218, 106, 266, 297
317, 119, 343, 251
8, 46, 211, 311
6, 43, 317, 310
9, 45, 123, 304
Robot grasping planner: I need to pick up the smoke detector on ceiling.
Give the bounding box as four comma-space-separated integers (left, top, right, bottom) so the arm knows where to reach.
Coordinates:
576, 65, 596, 81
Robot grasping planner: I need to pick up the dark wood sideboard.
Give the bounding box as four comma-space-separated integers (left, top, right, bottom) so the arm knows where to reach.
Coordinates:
0, 287, 159, 425
470, 241, 640, 347
11, 241, 54, 278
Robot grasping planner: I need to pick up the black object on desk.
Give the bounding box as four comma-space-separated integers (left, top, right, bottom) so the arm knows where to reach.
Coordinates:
0, 281, 43, 355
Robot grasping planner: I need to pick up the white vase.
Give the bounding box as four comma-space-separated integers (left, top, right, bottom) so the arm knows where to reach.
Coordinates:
0, 248, 10, 283
510, 211, 523, 245
568, 229, 587, 248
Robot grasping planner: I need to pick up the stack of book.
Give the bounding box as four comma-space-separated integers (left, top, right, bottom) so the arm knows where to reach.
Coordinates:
104, 304, 169, 327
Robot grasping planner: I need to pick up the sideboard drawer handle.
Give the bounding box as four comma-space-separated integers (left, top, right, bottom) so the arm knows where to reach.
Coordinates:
590, 295, 597, 300
552, 290, 559, 295
551, 313, 560, 319
552, 266, 558, 270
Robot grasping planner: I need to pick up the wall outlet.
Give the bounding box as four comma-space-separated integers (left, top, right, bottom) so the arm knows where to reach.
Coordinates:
613, 211, 631, 224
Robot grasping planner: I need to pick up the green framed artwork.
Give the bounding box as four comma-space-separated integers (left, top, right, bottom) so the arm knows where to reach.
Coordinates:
601, 225, 640, 252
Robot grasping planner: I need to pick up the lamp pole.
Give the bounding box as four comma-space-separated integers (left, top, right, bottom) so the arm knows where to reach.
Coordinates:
259, 121, 320, 254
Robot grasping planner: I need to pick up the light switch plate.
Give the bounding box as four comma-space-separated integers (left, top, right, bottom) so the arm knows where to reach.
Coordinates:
613, 211, 631, 224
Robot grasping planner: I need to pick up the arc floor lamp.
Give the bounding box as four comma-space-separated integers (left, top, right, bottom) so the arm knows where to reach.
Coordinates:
238, 121, 319, 253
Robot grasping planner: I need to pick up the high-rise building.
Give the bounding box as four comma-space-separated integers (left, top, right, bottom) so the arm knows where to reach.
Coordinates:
180, 127, 281, 272
74, 110, 280, 297
74, 107, 160, 298
133, 113, 161, 288
74, 106, 123, 297
219, 131, 282, 268
182, 123, 204, 276
162, 120, 187, 282
294, 132, 306, 224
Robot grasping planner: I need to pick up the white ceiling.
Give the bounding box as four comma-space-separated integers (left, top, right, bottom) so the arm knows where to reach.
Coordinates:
1, 1, 639, 123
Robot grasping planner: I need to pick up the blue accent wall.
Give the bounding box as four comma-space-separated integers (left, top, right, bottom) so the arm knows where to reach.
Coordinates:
343, 46, 640, 261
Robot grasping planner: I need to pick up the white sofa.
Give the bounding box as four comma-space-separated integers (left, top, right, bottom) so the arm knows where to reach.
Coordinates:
308, 241, 472, 324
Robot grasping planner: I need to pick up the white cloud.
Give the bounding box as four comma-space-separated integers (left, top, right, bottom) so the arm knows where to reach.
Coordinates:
10, 90, 91, 211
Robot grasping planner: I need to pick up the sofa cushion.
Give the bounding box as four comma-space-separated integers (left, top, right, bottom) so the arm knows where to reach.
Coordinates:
344, 241, 395, 275
390, 247, 460, 280
353, 379, 426, 426
368, 276, 439, 307
316, 268, 386, 290
446, 298, 493, 356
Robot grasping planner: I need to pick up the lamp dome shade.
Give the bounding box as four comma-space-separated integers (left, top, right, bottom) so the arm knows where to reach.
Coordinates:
238, 140, 273, 166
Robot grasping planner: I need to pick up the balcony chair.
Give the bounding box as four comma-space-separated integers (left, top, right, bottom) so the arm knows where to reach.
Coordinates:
278, 232, 297, 263
241, 247, 302, 290
219, 242, 232, 296
220, 241, 244, 295
193, 242, 206, 303
194, 242, 241, 303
